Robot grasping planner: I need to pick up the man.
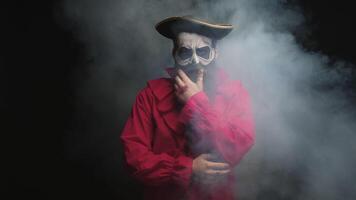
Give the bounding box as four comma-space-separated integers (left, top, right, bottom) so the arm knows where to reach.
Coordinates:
120, 16, 255, 200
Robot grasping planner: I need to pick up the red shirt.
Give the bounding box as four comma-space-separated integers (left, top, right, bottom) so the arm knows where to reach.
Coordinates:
120, 69, 255, 200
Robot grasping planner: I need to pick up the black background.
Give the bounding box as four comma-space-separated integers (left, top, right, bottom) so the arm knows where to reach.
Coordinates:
2, 0, 355, 199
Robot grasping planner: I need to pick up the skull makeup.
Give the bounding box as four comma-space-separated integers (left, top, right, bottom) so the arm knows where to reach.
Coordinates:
173, 32, 216, 70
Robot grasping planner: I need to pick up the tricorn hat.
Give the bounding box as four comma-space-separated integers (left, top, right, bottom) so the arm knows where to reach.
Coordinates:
155, 15, 234, 40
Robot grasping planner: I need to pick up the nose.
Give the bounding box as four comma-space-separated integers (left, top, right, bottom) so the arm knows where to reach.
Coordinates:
192, 52, 199, 64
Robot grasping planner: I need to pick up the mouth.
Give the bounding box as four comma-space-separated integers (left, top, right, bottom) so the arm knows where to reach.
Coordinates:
180, 64, 205, 82
166, 64, 203, 78
179, 63, 204, 73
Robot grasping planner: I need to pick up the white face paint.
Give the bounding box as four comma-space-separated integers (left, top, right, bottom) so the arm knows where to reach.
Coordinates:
174, 32, 216, 67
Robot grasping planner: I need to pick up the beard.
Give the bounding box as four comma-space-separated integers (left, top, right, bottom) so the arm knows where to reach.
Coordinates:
175, 61, 217, 82
175, 61, 219, 98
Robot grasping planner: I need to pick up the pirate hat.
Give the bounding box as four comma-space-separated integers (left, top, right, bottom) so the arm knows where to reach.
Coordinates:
155, 16, 234, 40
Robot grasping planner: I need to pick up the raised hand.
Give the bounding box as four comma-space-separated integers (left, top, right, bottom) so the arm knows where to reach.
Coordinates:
174, 69, 204, 103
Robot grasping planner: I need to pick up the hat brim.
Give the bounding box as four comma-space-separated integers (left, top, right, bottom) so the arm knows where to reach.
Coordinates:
155, 16, 234, 40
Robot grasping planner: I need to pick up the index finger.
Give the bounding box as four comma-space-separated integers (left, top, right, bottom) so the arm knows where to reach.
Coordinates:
206, 161, 230, 170
177, 69, 192, 84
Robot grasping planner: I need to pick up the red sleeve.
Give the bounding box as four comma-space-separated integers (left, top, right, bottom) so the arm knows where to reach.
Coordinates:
179, 82, 255, 166
120, 87, 193, 188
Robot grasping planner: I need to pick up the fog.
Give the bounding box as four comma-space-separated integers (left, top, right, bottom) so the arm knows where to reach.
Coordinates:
58, 0, 356, 199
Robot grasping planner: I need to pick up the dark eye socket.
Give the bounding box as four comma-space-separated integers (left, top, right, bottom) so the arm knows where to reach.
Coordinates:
177, 47, 193, 60
196, 46, 211, 59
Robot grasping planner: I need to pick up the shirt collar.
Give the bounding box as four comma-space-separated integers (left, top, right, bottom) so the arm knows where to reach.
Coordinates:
147, 77, 174, 101
148, 67, 229, 102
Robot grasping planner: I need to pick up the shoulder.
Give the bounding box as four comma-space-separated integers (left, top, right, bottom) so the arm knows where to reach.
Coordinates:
216, 79, 251, 107
215, 67, 249, 95
219, 78, 249, 95
230, 80, 249, 94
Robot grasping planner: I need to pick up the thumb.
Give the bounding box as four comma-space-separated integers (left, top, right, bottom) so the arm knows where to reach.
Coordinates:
196, 68, 204, 89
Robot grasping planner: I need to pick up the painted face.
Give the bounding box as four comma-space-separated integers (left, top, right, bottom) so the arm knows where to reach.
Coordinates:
174, 32, 216, 69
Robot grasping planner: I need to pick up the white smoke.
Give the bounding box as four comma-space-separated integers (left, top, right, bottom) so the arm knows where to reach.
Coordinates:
58, 0, 356, 199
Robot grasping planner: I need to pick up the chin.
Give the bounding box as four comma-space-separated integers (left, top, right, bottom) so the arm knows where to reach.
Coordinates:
176, 62, 216, 82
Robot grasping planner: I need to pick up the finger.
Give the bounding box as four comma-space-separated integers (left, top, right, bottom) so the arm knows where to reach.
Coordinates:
206, 161, 230, 170
177, 69, 192, 84
206, 169, 231, 175
175, 76, 185, 88
196, 69, 204, 89
174, 82, 188, 94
